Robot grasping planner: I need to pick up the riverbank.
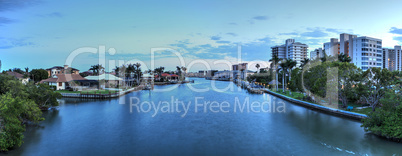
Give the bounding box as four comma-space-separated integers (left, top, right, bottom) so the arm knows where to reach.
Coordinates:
154, 80, 194, 85
262, 88, 367, 121
58, 85, 145, 99
232, 79, 367, 121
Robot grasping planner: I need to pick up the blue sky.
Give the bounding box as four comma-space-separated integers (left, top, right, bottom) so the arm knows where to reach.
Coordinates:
1, 0, 402, 72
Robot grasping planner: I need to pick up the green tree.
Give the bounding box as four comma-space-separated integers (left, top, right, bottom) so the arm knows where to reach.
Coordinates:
334, 62, 362, 108
338, 53, 352, 63
30, 69, 49, 82
358, 68, 392, 112
300, 58, 309, 68
361, 84, 402, 140
26, 83, 62, 109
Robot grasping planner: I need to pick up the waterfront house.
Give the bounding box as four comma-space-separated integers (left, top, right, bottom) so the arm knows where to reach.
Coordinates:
85, 74, 123, 89
46, 65, 80, 77
6, 71, 30, 84
40, 74, 88, 90
154, 73, 179, 81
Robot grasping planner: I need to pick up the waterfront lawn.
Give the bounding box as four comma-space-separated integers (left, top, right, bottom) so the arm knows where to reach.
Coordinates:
350, 107, 372, 115
274, 89, 305, 100
56, 90, 119, 94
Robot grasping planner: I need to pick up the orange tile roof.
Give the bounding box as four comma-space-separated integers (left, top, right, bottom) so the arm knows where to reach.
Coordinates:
40, 74, 87, 83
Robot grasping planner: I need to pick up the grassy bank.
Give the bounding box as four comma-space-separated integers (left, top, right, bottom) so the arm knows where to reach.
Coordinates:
268, 88, 372, 115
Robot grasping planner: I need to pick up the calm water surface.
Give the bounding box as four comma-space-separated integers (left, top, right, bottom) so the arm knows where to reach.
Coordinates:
3, 78, 402, 155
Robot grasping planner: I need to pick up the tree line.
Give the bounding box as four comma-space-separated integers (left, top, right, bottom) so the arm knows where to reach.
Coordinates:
0, 73, 61, 151
263, 53, 402, 141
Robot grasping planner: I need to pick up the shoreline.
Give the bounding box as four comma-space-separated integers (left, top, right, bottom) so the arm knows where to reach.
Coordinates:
59, 85, 145, 99
230, 78, 367, 121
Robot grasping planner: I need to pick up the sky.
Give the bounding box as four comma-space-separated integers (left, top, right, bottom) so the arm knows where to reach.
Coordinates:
1, 0, 402, 72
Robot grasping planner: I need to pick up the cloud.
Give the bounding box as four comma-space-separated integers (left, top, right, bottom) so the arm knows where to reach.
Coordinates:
0, 37, 35, 49
0, 17, 14, 25
300, 29, 328, 38
279, 32, 298, 36
228, 22, 237, 25
210, 36, 221, 40
226, 33, 237, 37
252, 16, 269, 20
393, 36, 402, 42
390, 27, 402, 35
39, 12, 63, 18
325, 28, 353, 34
0, 0, 40, 12
216, 40, 231, 44
325, 28, 342, 34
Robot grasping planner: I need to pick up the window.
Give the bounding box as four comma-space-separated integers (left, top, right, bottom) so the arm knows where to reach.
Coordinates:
362, 57, 369, 60
362, 62, 369, 65
58, 82, 62, 86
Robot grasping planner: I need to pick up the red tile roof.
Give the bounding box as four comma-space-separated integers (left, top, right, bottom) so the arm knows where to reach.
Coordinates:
40, 74, 87, 83
6, 71, 25, 79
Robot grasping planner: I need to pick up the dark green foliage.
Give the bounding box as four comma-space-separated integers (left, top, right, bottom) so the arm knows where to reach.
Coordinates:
0, 73, 60, 151
362, 88, 402, 141
29, 69, 49, 82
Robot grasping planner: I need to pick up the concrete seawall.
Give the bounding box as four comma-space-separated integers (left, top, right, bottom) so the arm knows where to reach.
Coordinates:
60, 85, 144, 99
262, 88, 367, 121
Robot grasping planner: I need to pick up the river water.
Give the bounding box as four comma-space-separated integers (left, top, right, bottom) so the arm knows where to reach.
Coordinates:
4, 78, 402, 155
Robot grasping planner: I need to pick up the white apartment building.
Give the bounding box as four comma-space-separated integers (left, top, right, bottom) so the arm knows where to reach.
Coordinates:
323, 38, 340, 56
310, 48, 323, 60
271, 39, 308, 67
350, 36, 383, 71
383, 46, 402, 71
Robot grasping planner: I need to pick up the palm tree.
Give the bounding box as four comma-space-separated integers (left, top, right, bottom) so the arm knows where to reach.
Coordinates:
300, 58, 310, 68
338, 53, 352, 62
285, 59, 297, 95
98, 64, 105, 75
269, 54, 282, 91
89, 65, 97, 75
114, 66, 120, 77
255, 64, 260, 73
89, 64, 104, 75
134, 63, 141, 83
279, 61, 288, 93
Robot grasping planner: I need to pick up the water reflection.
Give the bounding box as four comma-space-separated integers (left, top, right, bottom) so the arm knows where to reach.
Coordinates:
4, 78, 402, 156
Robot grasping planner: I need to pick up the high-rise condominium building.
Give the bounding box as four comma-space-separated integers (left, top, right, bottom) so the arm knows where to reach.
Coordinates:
310, 48, 323, 60
349, 36, 383, 71
271, 39, 308, 67
339, 33, 357, 57
383, 46, 402, 71
323, 38, 340, 56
